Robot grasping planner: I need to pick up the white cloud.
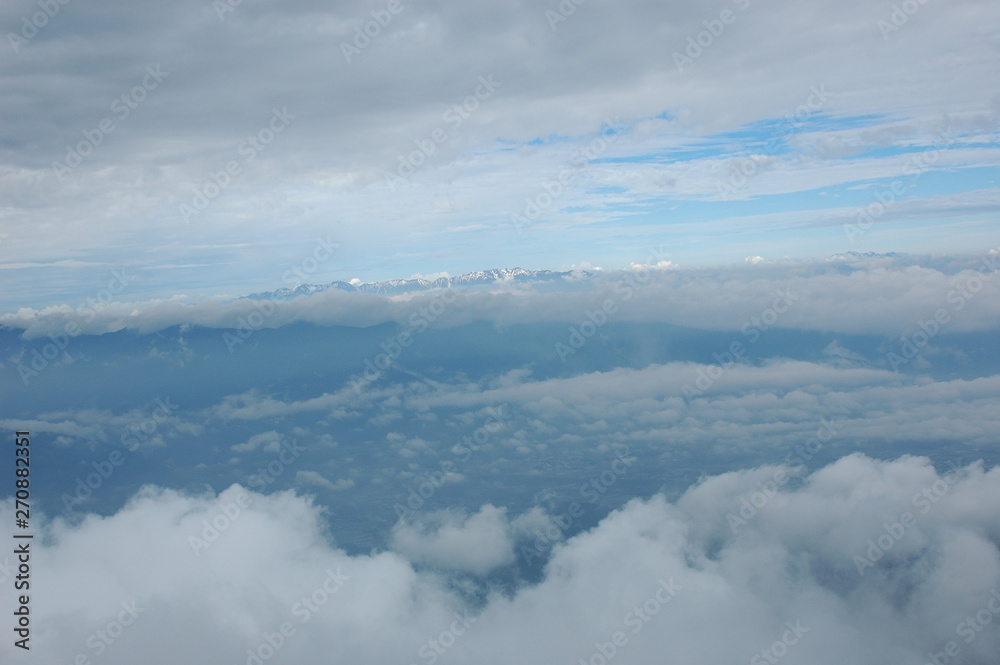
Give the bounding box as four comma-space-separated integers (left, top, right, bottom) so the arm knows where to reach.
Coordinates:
295, 471, 354, 491
231, 431, 283, 453
390, 505, 516, 576
1, 454, 998, 664
1, 0, 997, 310
5, 254, 1000, 338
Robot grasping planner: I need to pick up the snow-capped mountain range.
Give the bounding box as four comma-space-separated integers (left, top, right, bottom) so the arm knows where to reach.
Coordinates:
246, 253, 906, 302
247, 267, 591, 301
826, 251, 904, 261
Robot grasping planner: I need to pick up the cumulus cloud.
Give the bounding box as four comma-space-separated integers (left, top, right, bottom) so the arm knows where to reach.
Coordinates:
295, 471, 354, 492
390, 505, 516, 576
232, 431, 283, 453
1, 454, 998, 665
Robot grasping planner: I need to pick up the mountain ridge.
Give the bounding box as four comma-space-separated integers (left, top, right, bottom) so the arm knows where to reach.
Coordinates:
246, 267, 592, 301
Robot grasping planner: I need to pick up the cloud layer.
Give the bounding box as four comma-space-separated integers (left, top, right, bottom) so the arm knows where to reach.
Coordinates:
4, 252, 1000, 337
2, 453, 998, 664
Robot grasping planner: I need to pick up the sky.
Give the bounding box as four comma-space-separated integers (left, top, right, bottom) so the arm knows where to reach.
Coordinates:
2, 1, 1000, 664
1, 0, 999, 311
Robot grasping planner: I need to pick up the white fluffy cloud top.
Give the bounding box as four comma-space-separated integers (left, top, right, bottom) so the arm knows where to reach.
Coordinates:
2, 453, 998, 664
